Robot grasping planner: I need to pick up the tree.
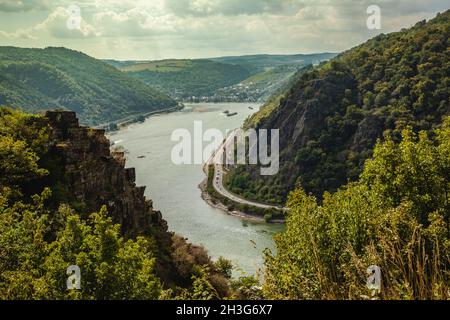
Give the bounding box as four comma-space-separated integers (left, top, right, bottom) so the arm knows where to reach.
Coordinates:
0, 202, 162, 300
190, 267, 219, 300
264, 119, 450, 300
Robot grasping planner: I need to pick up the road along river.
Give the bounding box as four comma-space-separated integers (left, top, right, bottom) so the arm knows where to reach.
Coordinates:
108, 103, 284, 276
207, 128, 284, 212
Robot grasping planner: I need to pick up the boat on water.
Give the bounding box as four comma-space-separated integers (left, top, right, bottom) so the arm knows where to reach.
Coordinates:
227, 112, 238, 117
248, 106, 254, 110
222, 110, 230, 115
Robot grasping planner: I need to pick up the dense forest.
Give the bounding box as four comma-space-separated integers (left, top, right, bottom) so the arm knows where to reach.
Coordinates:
227, 10, 450, 205
0, 47, 177, 126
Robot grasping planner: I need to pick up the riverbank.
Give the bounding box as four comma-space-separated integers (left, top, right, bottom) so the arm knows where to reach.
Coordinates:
98, 103, 184, 132
199, 179, 265, 223
200, 164, 285, 224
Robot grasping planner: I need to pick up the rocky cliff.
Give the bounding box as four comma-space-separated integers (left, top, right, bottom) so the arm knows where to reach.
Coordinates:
41, 110, 225, 291
45, 110, 167, 238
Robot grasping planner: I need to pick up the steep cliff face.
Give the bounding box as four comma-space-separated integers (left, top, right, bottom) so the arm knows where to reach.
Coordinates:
42, 110, 189, 287
45, 110, 167, 238
265, 71, 358, 153
41, 111, 228, 292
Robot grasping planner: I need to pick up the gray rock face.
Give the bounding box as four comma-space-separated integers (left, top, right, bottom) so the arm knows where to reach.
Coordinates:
351, 114, 384, 152
45, 110, 167, 238
262, 73, 358, 158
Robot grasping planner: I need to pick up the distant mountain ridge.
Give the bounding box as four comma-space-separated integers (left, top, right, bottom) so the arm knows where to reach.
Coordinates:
106, 53, 337, 102
0, 46, 177, 126
210, 53, 337, 72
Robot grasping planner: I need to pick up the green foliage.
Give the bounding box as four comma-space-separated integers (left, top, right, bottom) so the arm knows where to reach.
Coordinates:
0, 136, 47, 188
0, 107, 50, 193
0, 196, 162, 299
361, 120, 450, 225
226, 165, 285, 204
264, 122, 450, 299
214, 257, 233, 280
0, 47, 177, 126
230, 276, 263, 300
42, 206, 161, 300
190, 267, 219, 300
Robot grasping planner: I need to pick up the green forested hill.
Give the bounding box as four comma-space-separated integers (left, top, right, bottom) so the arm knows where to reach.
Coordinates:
117, 59, 252, 99
264, 116, 450, 300
227, 11, 450, 205
0, 47, 177, 126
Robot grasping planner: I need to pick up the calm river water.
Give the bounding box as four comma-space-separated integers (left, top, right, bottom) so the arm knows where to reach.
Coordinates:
108, 103, 284, 276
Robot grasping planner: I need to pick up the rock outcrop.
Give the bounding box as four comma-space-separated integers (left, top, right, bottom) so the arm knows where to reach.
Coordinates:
45, 110, 167, 238
35, 110, 226, 290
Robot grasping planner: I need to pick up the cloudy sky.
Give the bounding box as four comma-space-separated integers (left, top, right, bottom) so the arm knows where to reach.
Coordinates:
0, 0, 448, 60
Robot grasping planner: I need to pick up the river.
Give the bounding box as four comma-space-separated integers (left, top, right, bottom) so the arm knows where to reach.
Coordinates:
108, 103, 284, 276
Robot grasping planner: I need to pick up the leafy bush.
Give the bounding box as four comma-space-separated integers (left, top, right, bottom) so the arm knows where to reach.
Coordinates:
0, 192, 162, 300
264, 120, 450, 299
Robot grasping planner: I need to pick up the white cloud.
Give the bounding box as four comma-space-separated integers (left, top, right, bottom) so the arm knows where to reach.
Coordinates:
93, 8, 179, 37
164, 0, 306, 17
0, 0, 51, 12
35, 7, 98, 38
0, 29, 36, 39
0, 0, 448, 59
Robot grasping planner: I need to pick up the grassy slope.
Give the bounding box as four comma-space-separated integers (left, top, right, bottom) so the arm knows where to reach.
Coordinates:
120, 59, 194, 72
